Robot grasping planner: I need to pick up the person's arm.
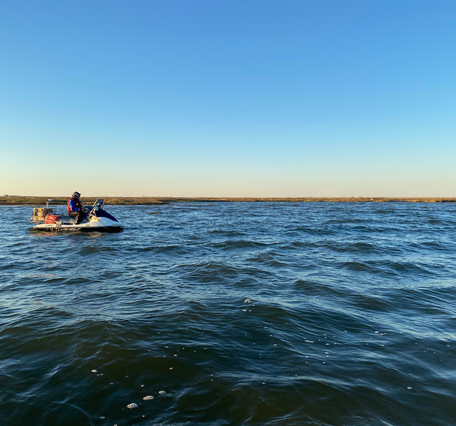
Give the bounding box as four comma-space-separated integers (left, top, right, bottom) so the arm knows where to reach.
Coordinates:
68, 198, 76, 212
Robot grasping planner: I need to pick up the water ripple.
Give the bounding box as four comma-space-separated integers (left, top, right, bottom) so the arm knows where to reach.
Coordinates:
0, 203, 456, 425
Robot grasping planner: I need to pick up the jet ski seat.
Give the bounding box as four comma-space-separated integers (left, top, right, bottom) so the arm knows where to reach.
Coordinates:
60, 214, 78, 224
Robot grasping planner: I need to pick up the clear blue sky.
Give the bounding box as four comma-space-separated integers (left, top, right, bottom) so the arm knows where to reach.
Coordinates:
1, 0, 455, 197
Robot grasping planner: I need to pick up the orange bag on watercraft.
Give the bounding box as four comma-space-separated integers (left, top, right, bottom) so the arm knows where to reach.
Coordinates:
45, 214, 59, 224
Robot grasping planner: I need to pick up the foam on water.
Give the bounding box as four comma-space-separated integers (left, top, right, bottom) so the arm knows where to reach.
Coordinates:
0, 202, 456, 425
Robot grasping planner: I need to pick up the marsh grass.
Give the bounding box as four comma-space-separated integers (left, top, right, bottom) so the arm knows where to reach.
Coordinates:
1, 195, 456, 206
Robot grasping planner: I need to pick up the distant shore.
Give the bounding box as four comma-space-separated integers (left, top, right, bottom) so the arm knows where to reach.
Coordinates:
2, 195, 456, 205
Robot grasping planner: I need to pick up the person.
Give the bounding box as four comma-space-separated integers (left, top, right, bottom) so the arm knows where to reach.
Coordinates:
67, 191, 85, 224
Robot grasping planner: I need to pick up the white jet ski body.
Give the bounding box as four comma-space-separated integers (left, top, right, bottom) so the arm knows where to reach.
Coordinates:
30, 199, 123, 232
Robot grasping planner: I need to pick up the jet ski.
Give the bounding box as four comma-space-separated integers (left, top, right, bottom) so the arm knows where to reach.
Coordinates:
30, 199, 123, 232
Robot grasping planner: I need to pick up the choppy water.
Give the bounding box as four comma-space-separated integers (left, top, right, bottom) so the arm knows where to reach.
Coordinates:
1, 202, 456, 426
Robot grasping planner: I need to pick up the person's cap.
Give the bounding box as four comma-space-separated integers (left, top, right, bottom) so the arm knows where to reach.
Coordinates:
73, 192, 81, 198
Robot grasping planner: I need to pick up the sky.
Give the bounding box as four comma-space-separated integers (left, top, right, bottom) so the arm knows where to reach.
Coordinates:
0, 0, 455, 197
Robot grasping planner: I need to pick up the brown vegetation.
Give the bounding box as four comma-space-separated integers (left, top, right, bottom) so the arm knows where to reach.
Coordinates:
1, 195, 456, 206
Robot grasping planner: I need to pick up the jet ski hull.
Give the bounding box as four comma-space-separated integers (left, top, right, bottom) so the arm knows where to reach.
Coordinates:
33, 217, 123, 232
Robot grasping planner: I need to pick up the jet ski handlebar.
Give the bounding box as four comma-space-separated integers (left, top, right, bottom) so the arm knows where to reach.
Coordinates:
88, 199, 104, 216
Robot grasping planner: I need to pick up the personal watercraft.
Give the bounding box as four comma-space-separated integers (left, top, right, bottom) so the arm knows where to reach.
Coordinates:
30, 199, 123, 232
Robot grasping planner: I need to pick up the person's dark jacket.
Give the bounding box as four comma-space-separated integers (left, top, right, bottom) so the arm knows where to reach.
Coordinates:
67, 197, 82, 212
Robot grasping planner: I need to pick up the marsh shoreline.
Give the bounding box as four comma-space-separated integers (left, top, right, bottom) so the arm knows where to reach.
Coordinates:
2, 195, 456, 205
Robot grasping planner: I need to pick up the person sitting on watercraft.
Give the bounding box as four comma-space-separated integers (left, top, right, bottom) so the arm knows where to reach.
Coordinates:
67, 192, 86, 224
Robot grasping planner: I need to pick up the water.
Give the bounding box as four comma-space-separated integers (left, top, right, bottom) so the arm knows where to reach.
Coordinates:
1, 202, 456, 426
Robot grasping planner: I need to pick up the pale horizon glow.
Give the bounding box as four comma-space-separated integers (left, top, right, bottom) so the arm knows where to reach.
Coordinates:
1, 0, 455, 197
